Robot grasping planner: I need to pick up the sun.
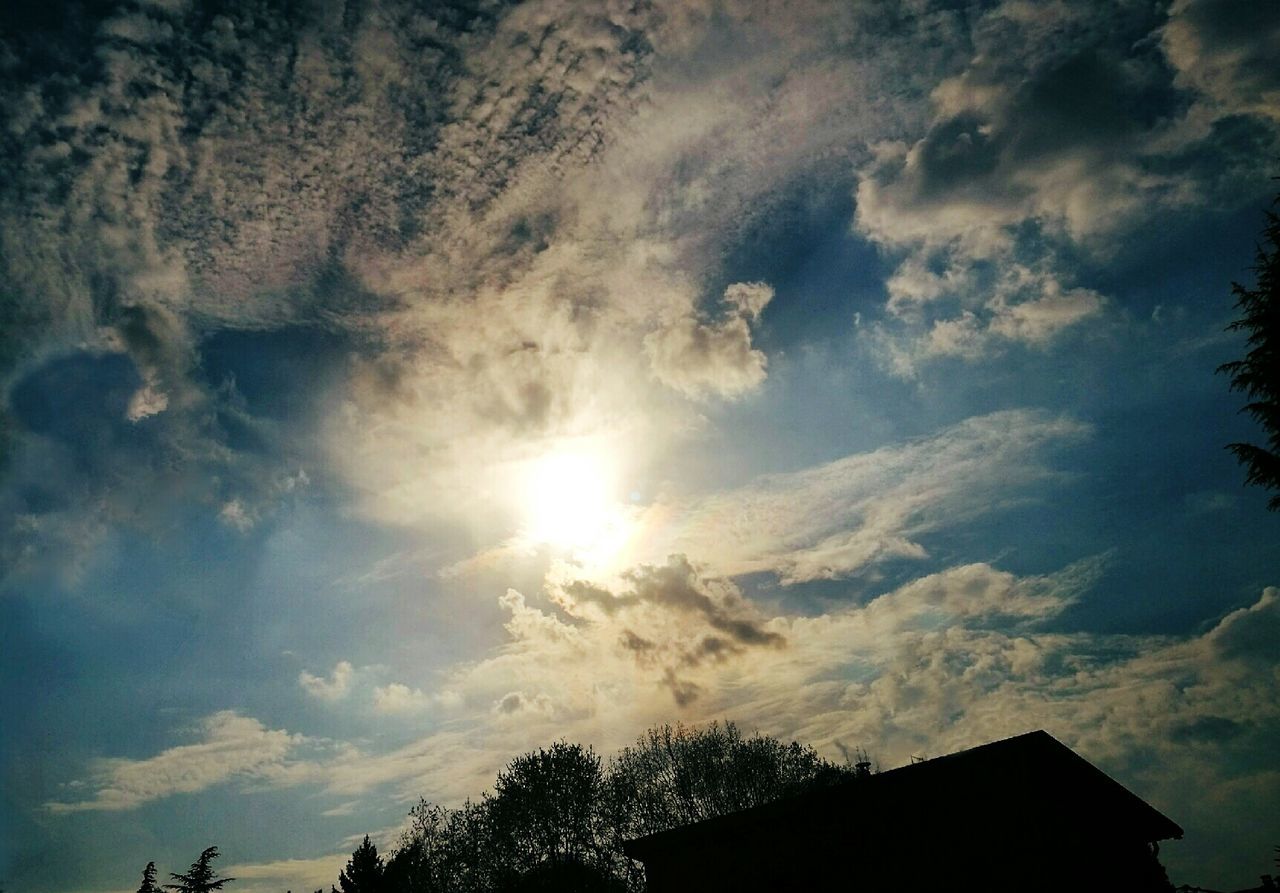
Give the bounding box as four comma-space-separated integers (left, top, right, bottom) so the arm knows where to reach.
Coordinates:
520, 446, 631, 560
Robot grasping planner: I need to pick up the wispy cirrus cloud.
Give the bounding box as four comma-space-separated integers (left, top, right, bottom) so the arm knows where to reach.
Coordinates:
632, 409, 1088, 584
227, 854, 349, 893
45, 712, 306, 813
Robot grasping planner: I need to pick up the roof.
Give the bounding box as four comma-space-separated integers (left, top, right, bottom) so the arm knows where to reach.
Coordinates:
623, 729, 1182, 861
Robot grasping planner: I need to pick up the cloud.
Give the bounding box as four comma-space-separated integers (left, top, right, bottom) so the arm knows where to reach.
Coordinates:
858, 558, 1091, 626
5, 3, 1278, 885
986, 280, 1104, 344
372, 683, 427, 714
857, 44, 1175, 248
227, 854, 348, 893
0, 0, 949, 547
547, 554, 785, 701
1204, 586, 1280, 667
870, 267, 1105, 373
634, 409, 1088, 584
2, 0, 1275, 556
0, 341, 312, 583
371, 683, 461, 716
281, 557, 1277, 887
124, 376, 169, 422
46, 712, 305, 813
850, 0, 1277, 374
1161, 0, 1280, 122
46, 563, 1276, 886
299, 661, 355, 702
645, 282, 775, 399
492, 691, 556, 717
567, 555, 785, 649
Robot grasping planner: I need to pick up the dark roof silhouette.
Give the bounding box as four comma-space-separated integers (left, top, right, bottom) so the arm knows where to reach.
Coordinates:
624, 730, 1181, 893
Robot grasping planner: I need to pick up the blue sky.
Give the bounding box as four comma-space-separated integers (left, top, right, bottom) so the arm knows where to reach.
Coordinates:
2, 0, 1280, 890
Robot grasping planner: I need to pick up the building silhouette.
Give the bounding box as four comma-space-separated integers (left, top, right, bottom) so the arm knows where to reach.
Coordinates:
624, 730, 1181, 892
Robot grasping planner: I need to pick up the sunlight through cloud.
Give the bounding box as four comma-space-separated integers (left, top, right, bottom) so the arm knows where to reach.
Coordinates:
517, 446, 636, 570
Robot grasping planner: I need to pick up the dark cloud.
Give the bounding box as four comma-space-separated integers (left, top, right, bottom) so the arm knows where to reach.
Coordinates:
861, 39, 1185, 241
492, 689, 552, 716
685, 635, 737, 665
9, 352, 145, 456
1167, 715, 1245, 744
1206, 587, 1280, 667
561, 580, 639, 615
623, 555, 785, 649
562, 556, 786, 651
854, 0, 1280, 373
495, 692, 524, 715
552, 555, 784, 706
618, 628, 655, 655
662, 667, 701, 708
1163, 0, 1280, 120
0, 339, 315, 583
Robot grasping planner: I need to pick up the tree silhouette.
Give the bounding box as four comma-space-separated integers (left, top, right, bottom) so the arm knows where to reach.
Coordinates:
137, 861, 162, 893
339, 837, 384, 893
387, 798, 497, 893
607, 720, 852, 841
1219, 189, 1280, 509
165, 847, 234, 893
377, 722, 852, 893
488, 741, 610, 879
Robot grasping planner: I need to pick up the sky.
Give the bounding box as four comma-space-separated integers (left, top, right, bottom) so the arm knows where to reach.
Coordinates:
1, 0, 1279, 890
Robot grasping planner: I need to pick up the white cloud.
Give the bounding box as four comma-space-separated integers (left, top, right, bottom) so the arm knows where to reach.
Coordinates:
6, 0, 1263, 578
986, 281, 1104, 345
644, 282, 775, 399
8, 2, 1280, 884
299, 661, 355, 702
0, 0, 939, 546
875, 268, 1106, 372
46, 568, 1277, 885
124, 377, 169, 422
218, 499, 255, 533
46, 712, 304, 813
271, 557, 1278, 888
847, 0, 1276, 375
631, 409, 1088, 583
227, 854, 348, 893
1162, 0, 1280, 122
371, 682, 460, 716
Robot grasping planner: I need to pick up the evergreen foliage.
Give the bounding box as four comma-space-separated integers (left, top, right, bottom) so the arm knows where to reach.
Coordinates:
338, 837, 384, 893
164, 847, 234, 893
136, 862, 162, 893
1219, 190, 1280, 509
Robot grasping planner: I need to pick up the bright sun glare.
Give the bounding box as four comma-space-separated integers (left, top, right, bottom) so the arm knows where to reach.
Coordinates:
521, 448, 631, 561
